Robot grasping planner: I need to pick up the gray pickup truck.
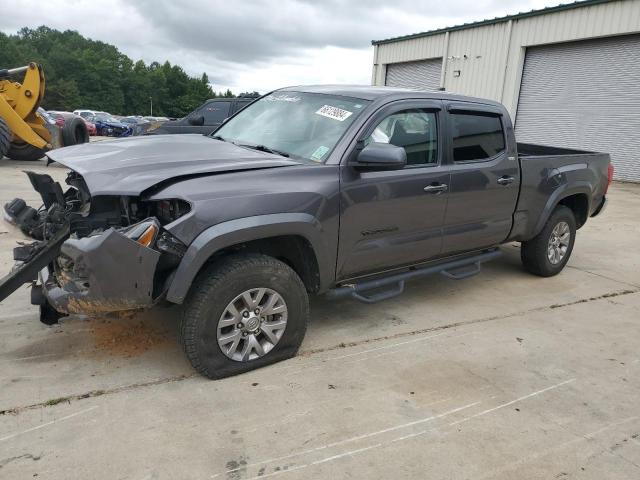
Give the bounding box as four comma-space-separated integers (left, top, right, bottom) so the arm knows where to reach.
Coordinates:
0, 86, 612, 379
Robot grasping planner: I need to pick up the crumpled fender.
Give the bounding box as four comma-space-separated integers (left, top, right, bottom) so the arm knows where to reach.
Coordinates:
165, 213, 329, 304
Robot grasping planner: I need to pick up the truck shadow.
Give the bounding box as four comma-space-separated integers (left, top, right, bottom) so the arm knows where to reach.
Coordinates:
6, 247, 526, 366
304, 246, 537, 354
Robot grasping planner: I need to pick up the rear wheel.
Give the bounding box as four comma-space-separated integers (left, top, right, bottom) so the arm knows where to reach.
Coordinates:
6, 141, 46, 161
0, 116, 10, 159
521, 205, 576, 277
181, 253, 309, 379
62, 117, 89, 146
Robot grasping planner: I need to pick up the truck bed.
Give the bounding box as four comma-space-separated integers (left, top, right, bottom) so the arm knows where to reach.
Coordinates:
517, 142, 601, 157
510, 143, 610, 242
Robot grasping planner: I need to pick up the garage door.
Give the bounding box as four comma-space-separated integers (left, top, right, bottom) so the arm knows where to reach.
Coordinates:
515, 35, 640, 182
385, 59, 442, 91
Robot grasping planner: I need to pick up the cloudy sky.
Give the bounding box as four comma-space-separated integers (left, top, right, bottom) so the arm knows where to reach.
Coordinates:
1, 0, 561, 94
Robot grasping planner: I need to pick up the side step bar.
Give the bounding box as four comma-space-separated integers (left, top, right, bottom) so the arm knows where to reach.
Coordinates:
326, 249, 501, 304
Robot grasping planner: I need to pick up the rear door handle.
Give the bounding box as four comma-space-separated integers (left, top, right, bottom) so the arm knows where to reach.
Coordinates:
423, 183, 448, 194
497, 176, 515, 186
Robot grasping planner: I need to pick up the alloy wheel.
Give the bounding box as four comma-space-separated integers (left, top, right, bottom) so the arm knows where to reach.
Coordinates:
547, 221, 571, 265
217, 288, 288, 362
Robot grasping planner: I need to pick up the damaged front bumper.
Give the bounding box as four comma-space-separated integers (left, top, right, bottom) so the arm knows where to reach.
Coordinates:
1, 171, 188, 320
38, 227, 161, 315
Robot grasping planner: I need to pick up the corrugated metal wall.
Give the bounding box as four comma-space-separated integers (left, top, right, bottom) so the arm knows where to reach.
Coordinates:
372, 0, 640, 116
515, 34, 640, 181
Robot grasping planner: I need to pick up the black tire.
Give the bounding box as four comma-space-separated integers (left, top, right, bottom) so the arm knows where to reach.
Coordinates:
181, 253, 309, 379
6, 141, 46, 161
0, 116, 11, 159
62, 117, 89, 146
521, 205, 576, 277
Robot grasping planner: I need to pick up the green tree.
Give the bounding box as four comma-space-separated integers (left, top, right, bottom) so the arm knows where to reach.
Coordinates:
45, 78, 81, 110
0, 26, 218, 116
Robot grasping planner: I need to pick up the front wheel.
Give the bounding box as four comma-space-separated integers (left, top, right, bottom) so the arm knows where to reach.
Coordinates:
181, 254, 309, 379
521, 205, 576, 277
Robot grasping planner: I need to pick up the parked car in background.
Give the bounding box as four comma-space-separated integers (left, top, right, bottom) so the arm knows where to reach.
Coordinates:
47, 111, 66, 128
120, 116, 152, 136
84, 119, 97, 136
143, 116, 170, 123
72, 109, 99, 120
42, 110, 90, 147
49, 111, 97, 136
88, 113, 132, 137
147, 96, 257, 135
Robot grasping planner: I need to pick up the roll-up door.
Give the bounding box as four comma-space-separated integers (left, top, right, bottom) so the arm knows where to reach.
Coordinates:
385, 59, 442, 91
515, 35, 640, 182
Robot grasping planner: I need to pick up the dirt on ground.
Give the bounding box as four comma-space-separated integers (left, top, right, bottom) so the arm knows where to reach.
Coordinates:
89, 312, 174, 358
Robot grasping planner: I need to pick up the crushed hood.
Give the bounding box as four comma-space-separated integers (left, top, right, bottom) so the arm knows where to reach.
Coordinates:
46, 134, 299, 196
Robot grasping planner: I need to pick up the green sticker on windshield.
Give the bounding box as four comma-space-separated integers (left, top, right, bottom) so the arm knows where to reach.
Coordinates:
311, 145, 330, 160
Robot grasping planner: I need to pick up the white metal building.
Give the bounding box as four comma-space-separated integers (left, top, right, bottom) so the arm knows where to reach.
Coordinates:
371, 0, 640, 181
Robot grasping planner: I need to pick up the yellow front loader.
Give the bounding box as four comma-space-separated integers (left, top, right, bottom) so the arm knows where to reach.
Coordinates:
0, 63, 59, 161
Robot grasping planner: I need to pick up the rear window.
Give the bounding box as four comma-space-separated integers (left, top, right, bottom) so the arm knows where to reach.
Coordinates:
451, 113, 505, 161
202, 102, 231, 124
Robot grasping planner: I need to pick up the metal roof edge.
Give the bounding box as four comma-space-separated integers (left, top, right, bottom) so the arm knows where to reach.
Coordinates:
371, 0, 615, 45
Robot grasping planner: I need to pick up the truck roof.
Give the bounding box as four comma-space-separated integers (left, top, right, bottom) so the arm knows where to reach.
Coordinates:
277, 84, 504, 107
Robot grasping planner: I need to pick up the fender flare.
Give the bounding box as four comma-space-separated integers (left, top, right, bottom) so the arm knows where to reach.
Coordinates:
531, 181, 592, 238
165, 213, 329, 304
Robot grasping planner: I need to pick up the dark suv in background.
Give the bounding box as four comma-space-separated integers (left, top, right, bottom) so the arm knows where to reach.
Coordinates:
148, 95, 258, 135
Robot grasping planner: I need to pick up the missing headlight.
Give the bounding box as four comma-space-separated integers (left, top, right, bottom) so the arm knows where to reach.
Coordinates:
153, 199, 191, 224
130, 198, 190, 225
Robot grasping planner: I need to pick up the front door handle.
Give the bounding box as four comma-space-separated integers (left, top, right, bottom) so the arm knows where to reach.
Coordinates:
497, 176, 515, 186
423, 183, 448, 194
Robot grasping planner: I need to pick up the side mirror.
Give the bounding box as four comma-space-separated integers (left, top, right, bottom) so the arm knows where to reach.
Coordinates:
351, 142, 406, 171
189, 114, 205, 126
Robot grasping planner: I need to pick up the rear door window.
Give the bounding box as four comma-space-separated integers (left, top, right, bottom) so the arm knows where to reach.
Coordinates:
451, 113, 505, 161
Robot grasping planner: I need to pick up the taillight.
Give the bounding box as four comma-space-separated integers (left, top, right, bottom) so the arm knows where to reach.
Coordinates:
604, 163, 614, 195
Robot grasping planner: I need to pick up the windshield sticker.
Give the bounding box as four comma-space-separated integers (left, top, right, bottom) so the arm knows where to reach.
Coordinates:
315, 105, 353, 122
311, 145, 330, 160
266, 93, 301, 102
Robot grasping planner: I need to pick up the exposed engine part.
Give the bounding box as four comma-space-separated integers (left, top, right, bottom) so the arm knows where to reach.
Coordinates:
1, 170, 189, 309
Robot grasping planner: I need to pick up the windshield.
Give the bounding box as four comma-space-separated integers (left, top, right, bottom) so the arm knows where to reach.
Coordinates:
215, 92, 370, 162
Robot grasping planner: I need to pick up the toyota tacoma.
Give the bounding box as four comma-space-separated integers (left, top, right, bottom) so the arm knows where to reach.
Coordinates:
0, 86, 612, 379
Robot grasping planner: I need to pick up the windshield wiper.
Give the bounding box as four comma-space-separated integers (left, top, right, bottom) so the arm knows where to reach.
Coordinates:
238, 143, 290, 158
211, 135, 226, 142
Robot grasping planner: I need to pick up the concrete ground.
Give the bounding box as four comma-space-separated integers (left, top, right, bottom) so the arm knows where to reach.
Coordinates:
0, 156, 638, 480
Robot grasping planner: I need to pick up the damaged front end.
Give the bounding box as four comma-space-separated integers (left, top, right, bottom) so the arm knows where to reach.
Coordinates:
1, 170, 188, 323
